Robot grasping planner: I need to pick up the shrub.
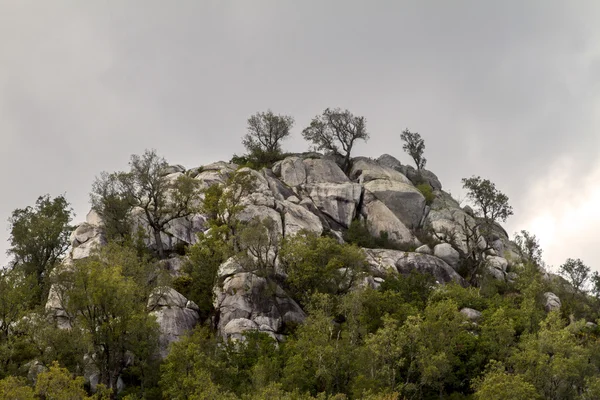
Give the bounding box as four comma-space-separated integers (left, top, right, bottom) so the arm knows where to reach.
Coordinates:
416, 183, 435, 205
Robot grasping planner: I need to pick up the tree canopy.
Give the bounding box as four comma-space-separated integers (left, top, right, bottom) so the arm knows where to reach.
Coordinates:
400, 128, 426, 170
302, 108, 369, 172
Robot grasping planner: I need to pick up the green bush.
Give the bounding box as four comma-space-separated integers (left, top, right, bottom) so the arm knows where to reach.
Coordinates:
416, 183, 435, 205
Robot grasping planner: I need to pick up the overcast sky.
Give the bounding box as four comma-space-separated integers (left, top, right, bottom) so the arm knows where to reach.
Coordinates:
1, 1, 599, 271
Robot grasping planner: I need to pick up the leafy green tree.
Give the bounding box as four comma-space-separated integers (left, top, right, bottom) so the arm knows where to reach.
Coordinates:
283, 296, 355, 396
472, 361, 540, 400
160, 327, 237, 400
509, 312, 592, 400
34, 361, 89, 400
0, 270, 33, 342
462, 176, 513, 223
243, 110, 294, 166
90, 171, 132, 244
7, 194, 73, 302
400, 129, 426, 170
201, 169, 257, 247
180, 228, 233, 321
558, 258, 590, 293
513, 230, 543, 267
54, 247, 159, 395
92, 150, 202, 258
238, 217, 281, 276
302, 108, 369, 172
280, 231, 367, 305
0, 376, 35, 400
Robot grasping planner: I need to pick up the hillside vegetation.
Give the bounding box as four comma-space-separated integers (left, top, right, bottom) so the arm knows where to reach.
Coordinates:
2, 109, 600, 399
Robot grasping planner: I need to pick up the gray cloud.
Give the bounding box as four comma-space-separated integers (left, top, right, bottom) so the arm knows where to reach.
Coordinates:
1, 1, 599, 270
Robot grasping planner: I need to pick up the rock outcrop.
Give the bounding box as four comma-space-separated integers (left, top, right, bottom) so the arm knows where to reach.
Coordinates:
61, 151, 535, 356
214, 259, 306, 341
364, 249, 466, 286
147, 287, 200, 358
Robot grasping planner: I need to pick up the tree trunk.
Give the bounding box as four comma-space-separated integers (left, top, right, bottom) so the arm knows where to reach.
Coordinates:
153, 229, 165, 259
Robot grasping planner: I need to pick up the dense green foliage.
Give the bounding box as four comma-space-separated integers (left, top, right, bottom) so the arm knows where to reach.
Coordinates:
4, 144, 600, 399
7, 194, 73, 303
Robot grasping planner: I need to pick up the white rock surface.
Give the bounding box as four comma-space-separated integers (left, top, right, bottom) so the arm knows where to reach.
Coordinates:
544, 292, 562, 312
364, 179, 426, 229
434, 243, 460, 269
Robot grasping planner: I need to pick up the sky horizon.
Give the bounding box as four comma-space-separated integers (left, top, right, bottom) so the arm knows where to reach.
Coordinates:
2, 1, 599, 272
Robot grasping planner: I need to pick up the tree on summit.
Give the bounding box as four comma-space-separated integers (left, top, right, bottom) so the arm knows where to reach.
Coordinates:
302, 108, 369, 173
242, 110, 294, 166
400, 128, 426, 170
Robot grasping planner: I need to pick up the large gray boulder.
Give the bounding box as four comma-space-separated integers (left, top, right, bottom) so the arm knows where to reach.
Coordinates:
280, 157, 349, 187
262, 169, 296, 201
376, 154, 403, 171
460, 307, 482, 322
214, 268, 306, 341
360, 190, 415, 244
70, 223, 106, 260
364, 249, 466, 286
300, 183, 362, 228
194, 161, 237, 187
544, 292, 562, 312
303, 158, 349, 184
280, 157, 307, 186
275, 200, 323, 237
350, 159, 412, 185
364, 179, 426, 229
235, 205, 283, 235
433, 243, 460, 269
148, 287, 200, 358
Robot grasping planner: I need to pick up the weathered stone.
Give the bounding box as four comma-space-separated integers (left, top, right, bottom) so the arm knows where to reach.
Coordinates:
350, 159, 411, 184
364, 249, 466, 286
544, 292, 561, 312
161, 165, 186, 176
434, 243, 460, 269
361, 191, 415, 244
487, 266, 506, 281
280, 157, 307, 186
71, 223, 99, 246
235, 205, 283, 235
364, 179, 426, 229
460, 307, 482, 322
86, 209, 103, 227
415, 245, 432, 255
214, 271, 306, 341
262, 169, 296, 200
276, 200, 323, 237
148, 287, 188, 309
302, 183, 362, 228
147, 287, 199, 358
45, 285, 71, 329
237, 167, 270, 194
376, 154, 403, 171
486, 256, 508, 272
72, 234, 106, 260
303, 158, 348, 184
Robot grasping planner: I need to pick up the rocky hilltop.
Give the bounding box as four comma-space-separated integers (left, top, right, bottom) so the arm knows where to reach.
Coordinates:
56, 152, 522, 355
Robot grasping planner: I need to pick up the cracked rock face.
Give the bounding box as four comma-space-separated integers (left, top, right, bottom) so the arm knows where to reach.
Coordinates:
364, 249, 467, 287
214, 263, 306, 342
147, 287, 200, 358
